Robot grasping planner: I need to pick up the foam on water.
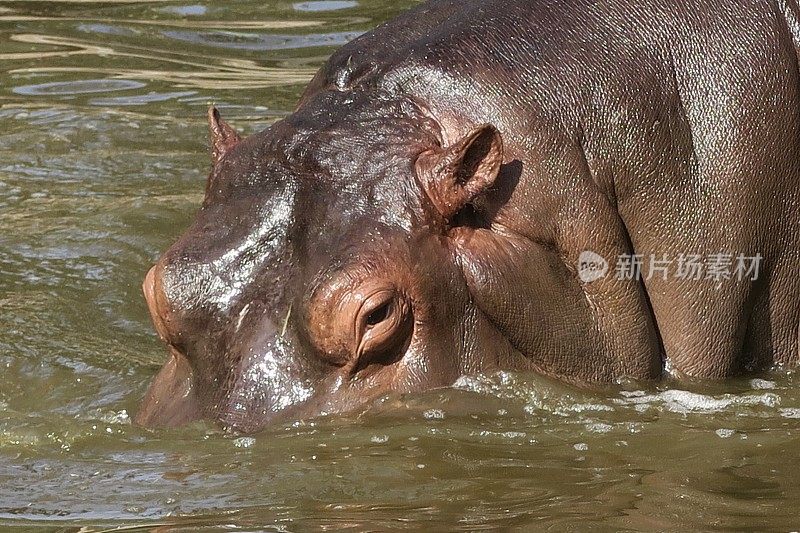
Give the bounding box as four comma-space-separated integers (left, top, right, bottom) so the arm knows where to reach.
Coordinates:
616, 389, 781, 414
453, 371, 790, 419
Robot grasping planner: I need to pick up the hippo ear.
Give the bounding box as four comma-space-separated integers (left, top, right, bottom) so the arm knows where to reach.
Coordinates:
416, 124, 504, 220
208, 106, 242, 166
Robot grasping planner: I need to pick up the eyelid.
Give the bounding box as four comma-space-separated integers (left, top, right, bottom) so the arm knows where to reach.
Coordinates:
353, 291, 411, 373
360, 290, 396, 323
353, 288, 396, 342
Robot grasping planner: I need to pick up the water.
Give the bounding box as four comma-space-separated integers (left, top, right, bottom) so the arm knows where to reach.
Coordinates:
2, 1, 800, 530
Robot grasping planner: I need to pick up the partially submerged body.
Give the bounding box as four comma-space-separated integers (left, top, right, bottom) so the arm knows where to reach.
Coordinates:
136, 0, 800, 432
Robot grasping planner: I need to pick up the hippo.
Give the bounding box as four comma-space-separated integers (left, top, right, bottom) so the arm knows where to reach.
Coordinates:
135, 0, 800, 431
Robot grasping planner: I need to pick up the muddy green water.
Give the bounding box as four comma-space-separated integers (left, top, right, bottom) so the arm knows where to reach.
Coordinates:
2, 1, 800, 531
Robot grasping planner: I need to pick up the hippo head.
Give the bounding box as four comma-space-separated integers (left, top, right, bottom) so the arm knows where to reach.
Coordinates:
135, 90, 514, 432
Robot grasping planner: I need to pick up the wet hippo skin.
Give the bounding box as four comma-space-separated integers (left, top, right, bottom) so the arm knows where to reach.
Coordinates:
135, 0, 800, 432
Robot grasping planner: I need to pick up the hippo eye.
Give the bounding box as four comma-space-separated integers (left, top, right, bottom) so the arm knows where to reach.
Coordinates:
365, 302, 391, 326
357, 289, 396, 332
353, 289, 412, 371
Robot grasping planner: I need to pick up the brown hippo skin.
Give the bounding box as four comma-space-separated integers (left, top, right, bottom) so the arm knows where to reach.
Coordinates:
136, 0, 800, 431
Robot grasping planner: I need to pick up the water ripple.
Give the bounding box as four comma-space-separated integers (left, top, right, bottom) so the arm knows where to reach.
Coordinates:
13, 78, 146, 96
161, 28, 364, 51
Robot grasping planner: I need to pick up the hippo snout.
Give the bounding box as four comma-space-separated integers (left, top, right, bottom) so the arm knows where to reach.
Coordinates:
136, 266, 201, 428
137, 260, 326, 431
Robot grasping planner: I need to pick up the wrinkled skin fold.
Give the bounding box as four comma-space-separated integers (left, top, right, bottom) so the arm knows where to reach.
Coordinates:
136, 0, 800, 432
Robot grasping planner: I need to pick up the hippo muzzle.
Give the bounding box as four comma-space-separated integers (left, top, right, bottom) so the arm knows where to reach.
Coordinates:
136, 263, 323, 431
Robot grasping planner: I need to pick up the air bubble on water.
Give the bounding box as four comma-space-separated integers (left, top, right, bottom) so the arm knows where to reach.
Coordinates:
370, 435, 389, 444
715, 428, 735, 438
561, 403, 614, 414
574, 442, 589, 451
779, 408, 800, 418
661, 356, 673, 374
453, 374, 490, 392
233, 437, 256, 448
755, 393, 780, 407
751, 378, 776, 390
586, 422, 613, 433
423, 409, 445, 420
453, 372, 528, 400
476, 430, 527, 440
620, 390, 646, 398
99, 409, 130, 425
